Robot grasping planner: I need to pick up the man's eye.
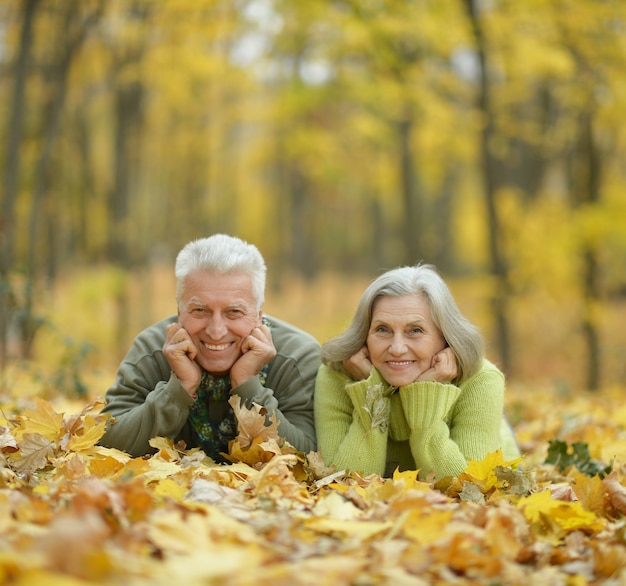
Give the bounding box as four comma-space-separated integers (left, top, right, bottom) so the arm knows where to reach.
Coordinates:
411, 327, 423, 334
227, 309, 244, 318
191, 308, 207, 315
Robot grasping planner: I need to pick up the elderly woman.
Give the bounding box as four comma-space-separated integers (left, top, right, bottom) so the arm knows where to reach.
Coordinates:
314, 264, 520, 479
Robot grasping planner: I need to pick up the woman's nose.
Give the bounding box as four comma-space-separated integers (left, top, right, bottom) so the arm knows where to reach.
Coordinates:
389, 334, 407, 355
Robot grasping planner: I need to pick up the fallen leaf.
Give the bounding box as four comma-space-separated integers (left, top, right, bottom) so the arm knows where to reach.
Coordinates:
229, 395, 281, 448
66, 416, 107, 452
16, 399, 64, 442
11, 433, 55, 472
0, 425, 18, 453
602, 470, 626, 515
518, 489, 605, 535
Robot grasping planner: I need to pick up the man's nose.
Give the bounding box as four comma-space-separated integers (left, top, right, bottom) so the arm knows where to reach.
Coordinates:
205, 315, 227, 338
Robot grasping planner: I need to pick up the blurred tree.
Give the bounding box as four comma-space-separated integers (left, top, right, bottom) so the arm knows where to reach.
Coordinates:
464, 0, 512, 374
19, 0, 104, 358
1, 0, 40, 370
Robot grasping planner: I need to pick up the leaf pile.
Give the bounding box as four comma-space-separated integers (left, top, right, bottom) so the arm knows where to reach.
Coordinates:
1, 389, 626, 586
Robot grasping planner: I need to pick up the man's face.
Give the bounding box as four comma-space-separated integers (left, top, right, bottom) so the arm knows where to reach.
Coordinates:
178, 270, 262, 376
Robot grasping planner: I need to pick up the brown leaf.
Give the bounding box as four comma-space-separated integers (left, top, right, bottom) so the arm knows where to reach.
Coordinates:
0, 425, 18, 453
306, 451, 337, 480
549, 483, 579, 502
63, 397, 106, 435
602, 471, 626, 515
228, 395, 281, 448
12, 433, 55, 473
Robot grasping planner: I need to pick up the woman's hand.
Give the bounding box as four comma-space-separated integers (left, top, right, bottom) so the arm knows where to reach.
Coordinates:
342, 346, 372, 381
417, 347, 458, 383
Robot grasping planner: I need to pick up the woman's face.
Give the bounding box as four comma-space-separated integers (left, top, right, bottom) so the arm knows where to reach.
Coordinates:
366, 293, 447, 387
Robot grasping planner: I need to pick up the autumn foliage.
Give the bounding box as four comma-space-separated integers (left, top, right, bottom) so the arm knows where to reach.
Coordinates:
1, 388, 626, 586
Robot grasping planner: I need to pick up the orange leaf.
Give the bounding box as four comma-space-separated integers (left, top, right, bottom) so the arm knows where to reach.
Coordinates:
87, 455, 126, 479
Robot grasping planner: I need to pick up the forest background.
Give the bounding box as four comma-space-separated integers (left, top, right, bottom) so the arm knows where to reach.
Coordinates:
1, 0, 625, 405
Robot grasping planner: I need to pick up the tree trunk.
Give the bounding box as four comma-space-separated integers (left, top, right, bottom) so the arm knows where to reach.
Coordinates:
21, 1, 99, 358
574, 111, 602, 391
0, 0, 40, 372
397, 113, 423, 265
464, 0, 512, 374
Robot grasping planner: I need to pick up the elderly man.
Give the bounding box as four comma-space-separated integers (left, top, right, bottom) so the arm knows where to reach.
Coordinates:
100, 234, 320, 460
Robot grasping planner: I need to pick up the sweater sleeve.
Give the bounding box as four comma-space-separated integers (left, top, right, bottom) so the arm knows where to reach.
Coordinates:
314, 365, 392, 476
400, 359, 505, 479
100, 319, 195, 457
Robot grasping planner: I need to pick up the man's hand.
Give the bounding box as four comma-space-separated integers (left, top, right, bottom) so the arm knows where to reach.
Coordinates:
163, 323, 202, 397
417, 347, 458, 383
342, 346, 372, 381
230, 323, 276, 388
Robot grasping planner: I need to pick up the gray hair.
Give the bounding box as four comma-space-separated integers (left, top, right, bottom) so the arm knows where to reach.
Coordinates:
174, 234, 266, 310
321, 264, 484, 384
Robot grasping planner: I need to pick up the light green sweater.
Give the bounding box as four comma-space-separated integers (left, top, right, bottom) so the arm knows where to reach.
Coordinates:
314, 359, 520, 479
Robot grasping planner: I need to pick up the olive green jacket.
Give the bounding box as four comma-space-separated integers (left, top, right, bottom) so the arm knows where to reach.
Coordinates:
100, 315, 320, 457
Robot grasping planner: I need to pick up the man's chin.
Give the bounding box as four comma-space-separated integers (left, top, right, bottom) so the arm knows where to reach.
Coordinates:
198, 360, 235, 378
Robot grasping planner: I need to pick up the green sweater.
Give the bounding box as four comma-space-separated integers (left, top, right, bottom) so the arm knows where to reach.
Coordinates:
314, 359, 520, 479
100, 315, 320, 457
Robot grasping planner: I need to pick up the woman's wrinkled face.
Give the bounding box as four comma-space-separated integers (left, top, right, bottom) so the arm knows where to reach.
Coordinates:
178, 270, 262, 376
366, 293, 447, 387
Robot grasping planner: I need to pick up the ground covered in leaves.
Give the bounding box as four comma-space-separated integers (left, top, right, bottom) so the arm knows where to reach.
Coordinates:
1, 384, 626, 586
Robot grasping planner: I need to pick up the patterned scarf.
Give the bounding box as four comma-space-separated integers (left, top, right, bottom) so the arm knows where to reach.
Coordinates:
188, 319, 270, 462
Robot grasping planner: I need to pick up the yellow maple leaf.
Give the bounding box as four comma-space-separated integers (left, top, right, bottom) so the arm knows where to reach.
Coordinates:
392, 468, 430, 491
16, 399, 64, 442
402, 509, 453, 545
149, 436, 183, 461
304, 517, 392, 540
66, 416, 107, 452
517, 489, 604, 536
87, 455, 126, 479
461, 450, 524, 491
153, 477, 188, 502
